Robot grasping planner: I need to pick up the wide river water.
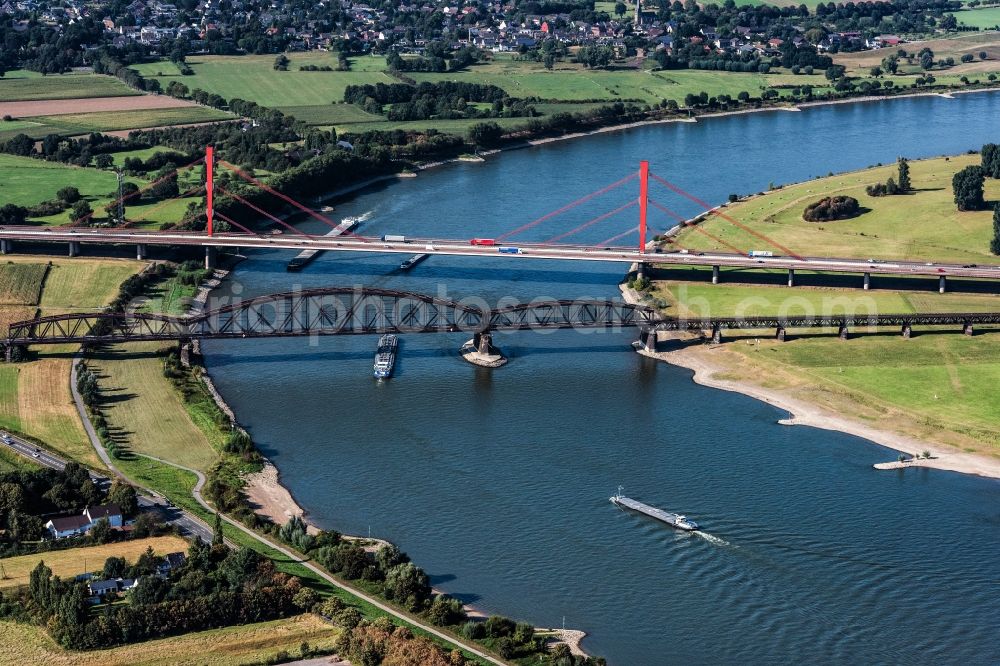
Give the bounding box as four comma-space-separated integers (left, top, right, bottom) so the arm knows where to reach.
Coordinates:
204, 93, 1000, 664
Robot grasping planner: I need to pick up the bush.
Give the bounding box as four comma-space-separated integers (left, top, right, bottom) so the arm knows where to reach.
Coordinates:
803, 195, 860, 222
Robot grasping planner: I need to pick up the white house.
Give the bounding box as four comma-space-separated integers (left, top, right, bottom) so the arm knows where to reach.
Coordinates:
45, 504, 123, 539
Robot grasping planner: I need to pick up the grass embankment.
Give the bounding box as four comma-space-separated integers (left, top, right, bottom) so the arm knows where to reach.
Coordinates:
0, 535, 189, 590
0, 257, 142, 469
654, 153, 1000, 460
0, 614, 340, 666
672, 153, 1000, 263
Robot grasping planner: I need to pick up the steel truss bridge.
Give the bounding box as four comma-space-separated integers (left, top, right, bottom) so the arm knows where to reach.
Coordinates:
5, 288, 999, 347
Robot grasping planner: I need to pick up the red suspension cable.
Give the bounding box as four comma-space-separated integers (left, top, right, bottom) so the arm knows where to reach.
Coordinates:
214, 211, 262, 236
649, 199, 746, 255
217, 160, 361, 238
546, 200, 638, 244
599, 225, 640, 247
650, 173, 802, 259
216, 186, 312, 237
497, 172, 639, 241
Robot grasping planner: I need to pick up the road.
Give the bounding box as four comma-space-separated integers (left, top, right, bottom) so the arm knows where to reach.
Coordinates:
0, 429, 214, 543
3, 226, 1000, 280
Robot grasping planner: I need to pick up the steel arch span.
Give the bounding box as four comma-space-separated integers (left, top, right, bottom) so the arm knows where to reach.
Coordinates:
6, 287, 665, 345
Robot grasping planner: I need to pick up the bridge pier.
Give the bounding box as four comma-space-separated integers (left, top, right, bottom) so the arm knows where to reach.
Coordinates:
462, 332, 507, 368
775, 326, 786, 342
838, 324, 849, 340
0, 239, 10, 255
863, 272, 871, 290
68, 241, 80, 257
963, 322, 974, 336
710, 323, 722, 344
711, 265, 720, 284
939, 275, 946, 294
902, 323, 912, 339
787, 269, 795, 287
640, 329, 660, 352
136, 244, 147, 260
204, 246, 217, 270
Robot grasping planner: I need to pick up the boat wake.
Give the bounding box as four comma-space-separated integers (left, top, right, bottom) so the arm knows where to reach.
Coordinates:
357, 210, 374, 222
695, 531, 731, 547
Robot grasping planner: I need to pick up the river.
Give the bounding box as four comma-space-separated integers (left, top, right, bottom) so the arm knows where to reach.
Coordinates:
203, 92, 1000, 665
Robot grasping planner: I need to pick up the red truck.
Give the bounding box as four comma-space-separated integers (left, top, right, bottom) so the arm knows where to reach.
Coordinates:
470, 238, 496, 246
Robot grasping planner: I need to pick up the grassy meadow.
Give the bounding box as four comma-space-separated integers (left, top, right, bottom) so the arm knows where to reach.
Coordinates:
654, 151, 1000, 459
0, 535, 190, 590
670, 153, 1000, 263
87, 342, 223, 472
0, 615, 339, 666
948, 6, 1000, 28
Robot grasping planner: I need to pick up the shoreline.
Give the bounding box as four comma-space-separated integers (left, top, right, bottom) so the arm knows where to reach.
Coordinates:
618, 284, 1000, 481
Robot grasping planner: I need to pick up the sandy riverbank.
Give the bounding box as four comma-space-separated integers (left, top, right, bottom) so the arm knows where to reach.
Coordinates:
619, 283, 1000, 480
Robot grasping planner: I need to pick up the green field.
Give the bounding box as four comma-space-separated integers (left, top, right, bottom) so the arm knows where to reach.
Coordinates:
0, 154, 120, 214
949, 7, 1000, 27
657, 277, 1000, 319
0, 71, 139, 102
133, 53, 396, 109
87, 342, 223, 471
671, 153, 1000, 263
0, 153, 204, 228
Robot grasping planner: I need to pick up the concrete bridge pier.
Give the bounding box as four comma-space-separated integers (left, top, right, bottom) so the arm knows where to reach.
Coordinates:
838, 324, 849, 340
136, 244, 147, 260
939, 275, 947, 294
204, 246, 217, 270
710, 323, 723, 344
462, 331, 507, 367
902, 323, 912, 339
640, 329, 660, 352
863, 272, 871, 290
0, 239, 11, 255
787, 269, 795, 287
963, 322, 974, 336
775, 326, 786, 342
68, 241, 80, 257
711, 265, 720, 284
635, 263, 648, 280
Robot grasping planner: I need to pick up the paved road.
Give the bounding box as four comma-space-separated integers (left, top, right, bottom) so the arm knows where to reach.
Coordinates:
3, 226, 1000, 280
0, 429, 213, 543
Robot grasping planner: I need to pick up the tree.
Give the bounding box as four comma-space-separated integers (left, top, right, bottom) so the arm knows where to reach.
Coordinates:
69, 200, 92, 223
212, 512, 224, 546
108, 481, 138, 517
102, 556, 128, 579
94, 154, 114, 169
869, 66, 882, 78
382, 562, 430, 610
882, 54, 898, 74
274, 54, 290, 71
982, 143, 1000, 179
614, 1, 626, 16
824, 64, 846, 81
991, 205, 1000, 255
952, 165, 986, 211
56, 186, 81, 204
897, 157, 911, 192
467, 122, 503, 148
919, 49, 935, 70
89, 517, 112, 543
0, 204, 27, 225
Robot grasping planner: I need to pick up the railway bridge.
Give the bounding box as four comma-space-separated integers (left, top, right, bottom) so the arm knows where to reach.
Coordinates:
5, 288, 997, 361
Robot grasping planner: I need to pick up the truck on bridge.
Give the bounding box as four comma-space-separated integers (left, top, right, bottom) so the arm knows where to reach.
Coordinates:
470, 238, 496, 246
498, 247, 522, 255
